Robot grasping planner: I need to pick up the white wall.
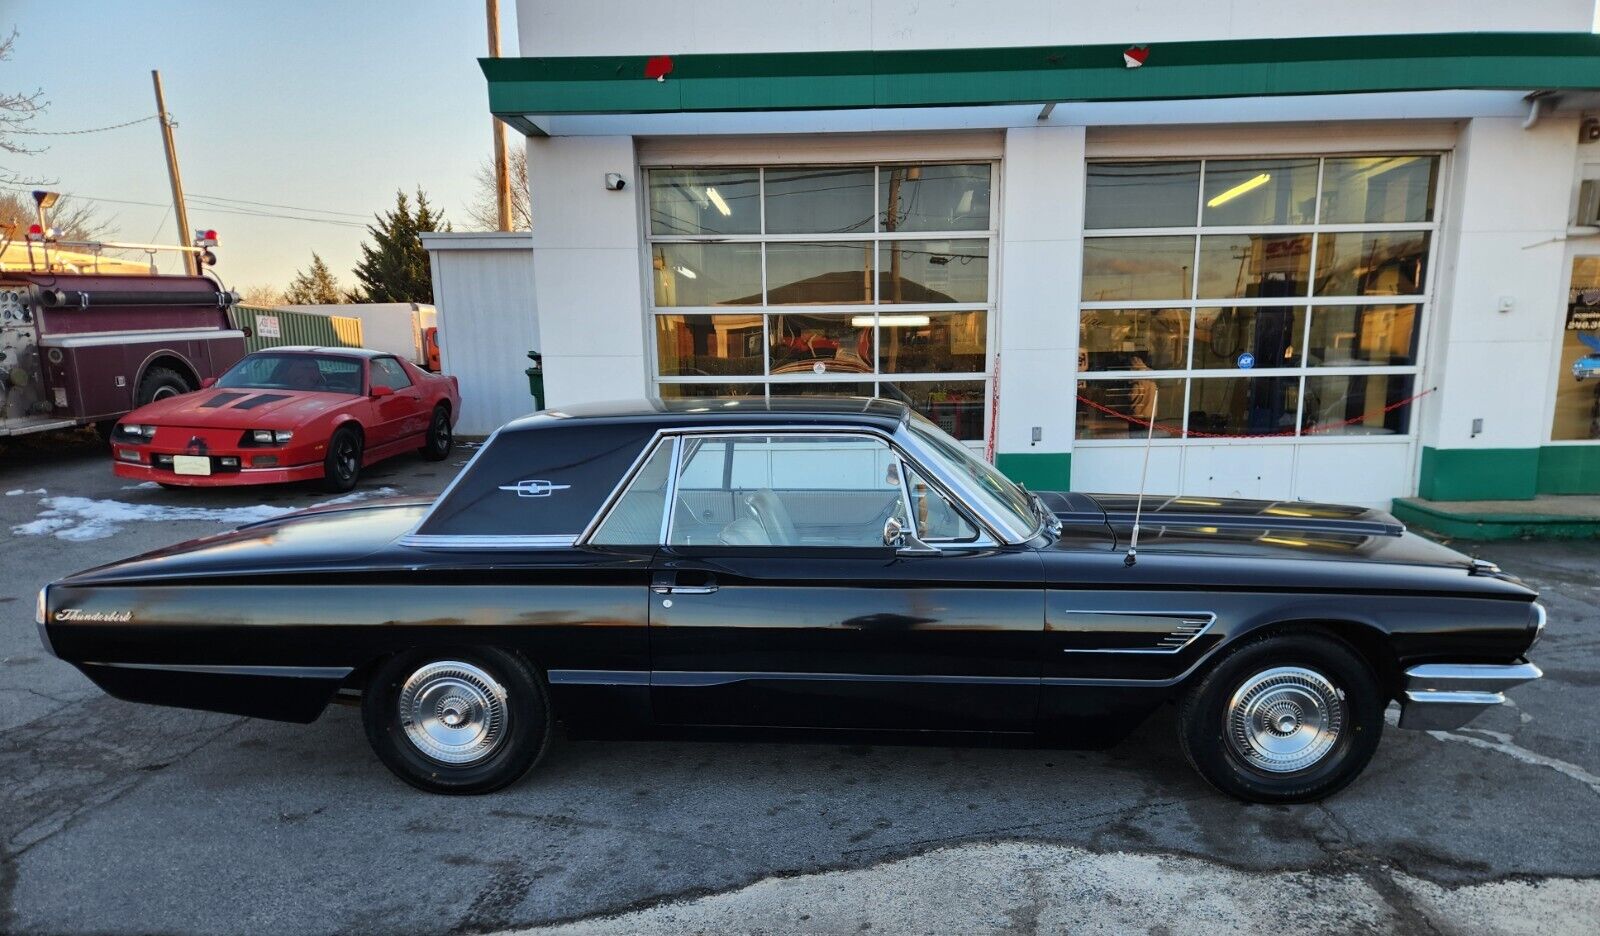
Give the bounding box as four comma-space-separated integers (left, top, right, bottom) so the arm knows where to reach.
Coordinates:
423, 233, 539, 436
1423, 115, 1580, 454
526, 135, 651, 408
519, 0, 1592, 56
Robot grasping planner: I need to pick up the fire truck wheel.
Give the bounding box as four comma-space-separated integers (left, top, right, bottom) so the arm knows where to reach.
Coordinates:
136, 367, 193, 407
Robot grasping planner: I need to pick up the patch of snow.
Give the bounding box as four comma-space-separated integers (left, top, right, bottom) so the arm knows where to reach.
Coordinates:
121, 482, 161, 490
310, 486, 400, 508
5, 488, 45, 496
12, 496, 297, 542
4, 490, 20, 497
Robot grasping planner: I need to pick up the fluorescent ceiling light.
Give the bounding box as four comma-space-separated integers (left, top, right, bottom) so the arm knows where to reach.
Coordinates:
1206, 173, 1271, 208
705, 187, 732, 216
851, 314, 931, 327
673, 265, 697, 279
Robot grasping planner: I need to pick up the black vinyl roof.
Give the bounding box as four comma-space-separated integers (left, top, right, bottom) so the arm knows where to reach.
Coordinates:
499, 396, 911, 435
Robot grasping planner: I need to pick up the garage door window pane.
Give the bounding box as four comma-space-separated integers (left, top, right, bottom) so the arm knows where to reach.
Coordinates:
880, 239, 988, 303
1320, 156, 1439, 224
1202, 159, 1319, 227
769, 313, 873, 375
656, 382, 763, 399
766, 242, 873, 304
1306, 304, 1418, 366
649, 169, 760, 236
768, 381, 876, 397
1188, 376, 1300, 436
765, 167, 875, 235
1193, 307, 1304, 370
1553, 257, 1600, 440
1304, 374, 1414, 435
876, 310, 986, 374
1083, 236, 1196, 302
1314, 231, 1429, 296
883, 380, 986, 440
655, 314, 764, 377
1085, 162, 1200, 229
653, 244, 762, 306
1076, 377, 1185, 439
1197, 234, 1312, 300
881, 164, 992, 232
1078, 308, 1189, 372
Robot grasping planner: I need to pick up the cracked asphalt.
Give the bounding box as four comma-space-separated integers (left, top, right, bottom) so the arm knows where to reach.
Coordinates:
2, 429, 1597, 935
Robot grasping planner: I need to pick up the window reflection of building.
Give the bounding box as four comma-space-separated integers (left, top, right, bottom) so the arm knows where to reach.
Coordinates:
646, 163, 993, 439
1551, 256, 1600, 442
1078, 155, 1438, 441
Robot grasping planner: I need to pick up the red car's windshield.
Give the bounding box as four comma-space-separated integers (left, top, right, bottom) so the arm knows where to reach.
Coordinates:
215, 353, 364, 394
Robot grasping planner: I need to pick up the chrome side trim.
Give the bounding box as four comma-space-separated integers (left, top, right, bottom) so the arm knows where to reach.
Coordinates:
41, 328, 244, 349
83, 662, 353, 679
397, 534, 578, 550
1056, 611, 1217, 654
650, 670, 1041, 688
1396, 662, 1542, 731
547, 669, 652, 686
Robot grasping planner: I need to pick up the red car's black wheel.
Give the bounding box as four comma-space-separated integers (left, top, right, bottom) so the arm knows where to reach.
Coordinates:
321, 425, 363, 493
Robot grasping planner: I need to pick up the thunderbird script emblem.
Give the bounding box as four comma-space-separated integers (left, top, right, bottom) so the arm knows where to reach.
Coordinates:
498, 479, 572, 498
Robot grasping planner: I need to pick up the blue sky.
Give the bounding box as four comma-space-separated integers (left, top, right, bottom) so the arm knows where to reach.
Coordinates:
2, 0, 519, 289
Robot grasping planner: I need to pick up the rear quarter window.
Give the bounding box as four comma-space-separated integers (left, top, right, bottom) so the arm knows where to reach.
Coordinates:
416, 424, 657, 538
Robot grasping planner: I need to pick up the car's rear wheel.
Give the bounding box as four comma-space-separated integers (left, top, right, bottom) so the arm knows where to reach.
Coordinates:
321, 426, 363, 493
419, 405, 452, 461
1177, 631, 1383, 804
361, 647, 551, 794
136, 366, 191, 407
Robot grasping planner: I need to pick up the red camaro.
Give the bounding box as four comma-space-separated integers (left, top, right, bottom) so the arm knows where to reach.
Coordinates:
110, 347, 461, 491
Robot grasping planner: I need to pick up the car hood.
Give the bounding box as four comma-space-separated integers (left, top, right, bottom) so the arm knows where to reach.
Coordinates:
128, 387, 358, 430
59, 498, 434, 585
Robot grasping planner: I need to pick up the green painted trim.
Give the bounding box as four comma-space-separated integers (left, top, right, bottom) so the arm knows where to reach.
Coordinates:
996, 452, 1071, 491
1392, 498, 1600, 540
482, 32, 1600, 118
1417, 447, 1539, 501
1536, 445, 1600, 495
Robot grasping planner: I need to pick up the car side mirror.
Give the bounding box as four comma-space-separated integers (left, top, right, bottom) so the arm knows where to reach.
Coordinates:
370, 385, 395, 398
883, 515, 939, 556
200, 377, 217, 389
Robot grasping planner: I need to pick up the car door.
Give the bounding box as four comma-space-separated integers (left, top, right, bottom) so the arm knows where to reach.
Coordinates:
640, 431, 1044, 733
368, 356, 426, 449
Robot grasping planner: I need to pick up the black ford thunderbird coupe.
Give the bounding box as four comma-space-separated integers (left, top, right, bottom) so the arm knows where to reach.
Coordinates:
36, 398, 1544, 802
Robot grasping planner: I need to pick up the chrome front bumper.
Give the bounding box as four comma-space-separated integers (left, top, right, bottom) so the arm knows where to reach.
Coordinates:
1397, 661, 1542, 730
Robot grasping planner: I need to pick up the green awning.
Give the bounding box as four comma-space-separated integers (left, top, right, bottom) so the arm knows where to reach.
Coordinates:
483, 31, 1600, 133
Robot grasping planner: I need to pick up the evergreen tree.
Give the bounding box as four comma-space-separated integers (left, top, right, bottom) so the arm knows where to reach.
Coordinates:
283, 252, 343, 305
349, 189, 447, 303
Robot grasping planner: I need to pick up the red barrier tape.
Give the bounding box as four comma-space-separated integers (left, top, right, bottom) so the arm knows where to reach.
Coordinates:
1075, 386, 1435, 440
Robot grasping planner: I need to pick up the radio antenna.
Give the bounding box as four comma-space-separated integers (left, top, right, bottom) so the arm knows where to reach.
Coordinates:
1124, 387, 1158, 568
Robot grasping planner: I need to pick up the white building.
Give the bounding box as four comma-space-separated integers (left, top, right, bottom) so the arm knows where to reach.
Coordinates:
471, 0, 1600, 507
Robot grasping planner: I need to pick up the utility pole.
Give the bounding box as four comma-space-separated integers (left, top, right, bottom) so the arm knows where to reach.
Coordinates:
486, 0, 513, 231
151, 69, 195, 274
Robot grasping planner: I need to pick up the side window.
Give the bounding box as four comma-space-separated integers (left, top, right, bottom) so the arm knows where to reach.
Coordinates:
901, 464, 979, 543
371, 357, 412, 391
669, 435, 904, 548
589, 442, 674, 545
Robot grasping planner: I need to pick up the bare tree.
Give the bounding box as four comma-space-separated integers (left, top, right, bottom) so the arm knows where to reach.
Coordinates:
0, 189, 111, 242
465, 146, 530, 231
238, 283, 286, 308
0, 29, 48, 185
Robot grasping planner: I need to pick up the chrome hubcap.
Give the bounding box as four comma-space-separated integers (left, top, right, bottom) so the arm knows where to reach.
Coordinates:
152, 385, 179, 402
1226, 666, 1343, 774
398, 661, 508, 766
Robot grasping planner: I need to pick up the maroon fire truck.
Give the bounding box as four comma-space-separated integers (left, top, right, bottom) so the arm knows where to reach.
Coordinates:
1, 231, 245, 440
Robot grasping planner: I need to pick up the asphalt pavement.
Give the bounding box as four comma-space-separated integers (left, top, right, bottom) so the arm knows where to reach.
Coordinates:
2, 429, 1597, 935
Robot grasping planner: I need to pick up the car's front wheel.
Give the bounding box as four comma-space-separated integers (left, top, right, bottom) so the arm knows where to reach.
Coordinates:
1177, 631, 1384, 803
321, 426, 363, 493
361, 648, 551, 794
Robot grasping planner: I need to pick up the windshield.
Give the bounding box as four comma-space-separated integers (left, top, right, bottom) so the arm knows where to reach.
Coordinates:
215, 353, 364, 394
905, 412, 1039, 538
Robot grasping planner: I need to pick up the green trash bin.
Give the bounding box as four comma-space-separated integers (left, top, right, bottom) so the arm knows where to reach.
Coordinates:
525, 351, 545, 410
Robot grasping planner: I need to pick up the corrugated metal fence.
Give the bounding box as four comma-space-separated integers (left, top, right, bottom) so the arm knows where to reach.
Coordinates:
229, 305, 363, 353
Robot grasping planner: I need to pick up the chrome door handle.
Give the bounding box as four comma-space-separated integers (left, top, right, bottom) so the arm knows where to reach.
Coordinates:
651, 584, 718, 595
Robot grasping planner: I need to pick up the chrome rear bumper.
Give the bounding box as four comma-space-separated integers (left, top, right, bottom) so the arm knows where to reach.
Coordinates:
1397, 662, 1542, 730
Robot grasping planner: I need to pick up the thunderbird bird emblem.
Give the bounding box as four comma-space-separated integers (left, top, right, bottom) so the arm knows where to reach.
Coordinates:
498, 479, 572, 498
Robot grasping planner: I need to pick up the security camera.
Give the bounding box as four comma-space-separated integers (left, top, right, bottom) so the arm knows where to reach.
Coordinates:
604, 173, 627, 191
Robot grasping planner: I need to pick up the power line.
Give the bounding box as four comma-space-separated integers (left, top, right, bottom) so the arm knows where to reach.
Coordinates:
0, 182, 367, 228
187, 193, 370, 219
7, 114, 160, 136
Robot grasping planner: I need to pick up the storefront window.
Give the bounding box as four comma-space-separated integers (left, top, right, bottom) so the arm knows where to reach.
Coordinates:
1551, 256, 1600, 441
647, 163, 995, 438
1080, 155, 1439, 440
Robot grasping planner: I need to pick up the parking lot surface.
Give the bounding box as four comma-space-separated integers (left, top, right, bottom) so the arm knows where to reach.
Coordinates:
2, 429, 1597, 935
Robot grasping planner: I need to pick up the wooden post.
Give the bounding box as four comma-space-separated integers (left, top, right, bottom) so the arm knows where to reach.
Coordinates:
151, 70, 195, 275
487, 0, 513, 231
